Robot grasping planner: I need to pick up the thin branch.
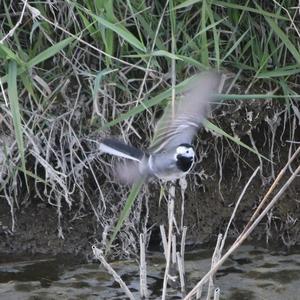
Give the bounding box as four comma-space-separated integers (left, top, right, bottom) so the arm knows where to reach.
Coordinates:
92, 245, 135, 300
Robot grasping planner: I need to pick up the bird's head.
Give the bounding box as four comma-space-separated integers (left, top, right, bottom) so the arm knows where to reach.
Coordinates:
175, 144, 195, 158
175, 144, 195, 172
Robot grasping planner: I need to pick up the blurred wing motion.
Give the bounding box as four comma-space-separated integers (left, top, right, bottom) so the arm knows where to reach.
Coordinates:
149, 72, 221, 153
99, 138, 146, 184
114, 160, 143, 184
99, 138, 144, 162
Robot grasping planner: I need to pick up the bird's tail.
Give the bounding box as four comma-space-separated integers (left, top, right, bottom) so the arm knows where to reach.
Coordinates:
99, 138, 144, 162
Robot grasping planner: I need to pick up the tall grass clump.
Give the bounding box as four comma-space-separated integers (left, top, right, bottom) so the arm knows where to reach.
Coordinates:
0, 0, 299, 256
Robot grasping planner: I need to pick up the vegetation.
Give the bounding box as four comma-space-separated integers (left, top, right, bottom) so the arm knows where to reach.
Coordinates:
0, 0, 299, 256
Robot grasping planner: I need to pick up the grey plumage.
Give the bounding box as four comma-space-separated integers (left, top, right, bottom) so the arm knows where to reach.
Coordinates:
99, 72, 220, 184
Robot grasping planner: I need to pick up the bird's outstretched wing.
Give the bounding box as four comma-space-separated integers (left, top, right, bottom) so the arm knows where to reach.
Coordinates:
113, 160, 144, 184
149, 72, 221, 153
99, 138, 147, 184
99, 138, 144, 161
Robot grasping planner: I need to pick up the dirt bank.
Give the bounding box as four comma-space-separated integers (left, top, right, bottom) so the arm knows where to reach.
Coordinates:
1, 167, 299, 260
0, 102, 300, 258
0, 200, 98, 261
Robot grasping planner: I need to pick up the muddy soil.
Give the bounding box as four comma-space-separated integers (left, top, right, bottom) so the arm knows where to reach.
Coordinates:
1, 148, 300, 260
0, 200, 98, 261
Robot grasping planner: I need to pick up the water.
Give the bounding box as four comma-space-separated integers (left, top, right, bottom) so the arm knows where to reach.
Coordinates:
1, 244, 300, 299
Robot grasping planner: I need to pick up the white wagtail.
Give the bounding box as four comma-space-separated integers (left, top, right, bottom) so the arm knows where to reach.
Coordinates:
99, 72, 220, 183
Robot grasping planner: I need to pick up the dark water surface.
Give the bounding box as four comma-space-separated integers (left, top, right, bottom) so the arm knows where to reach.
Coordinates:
1, 244, 300, 299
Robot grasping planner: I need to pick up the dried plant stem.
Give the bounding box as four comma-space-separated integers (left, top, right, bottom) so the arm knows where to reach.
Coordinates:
160, 224, 168, 260
180, 226, 187, 270
0, 0, 28, 43
172, 234, 177, 264
0, 79, 9, 106
4, 189, 15, 232
162, 186, 175, 300
206, 234, 222, 300
140, 233, 149, 299
220, 166, 260, 252
92, 245, 135, 300
179, 177, 187, 230
196, 285, 203, 299
237, 146, 300, 241
177, 252, 186, 295
184, 147, 300, 299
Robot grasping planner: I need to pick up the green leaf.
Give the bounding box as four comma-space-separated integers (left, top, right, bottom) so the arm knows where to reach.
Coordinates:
76, 4, 146, 52
7, 61, 28, 188
106, 178, 145, 254
221, 29, 250, 64
257, 65, 300, 78
26, 36, 74, 68
201, 0, 209, 66
96, 15, 146, 52
125, 50, 183, 60
0, 44, 24, 65
255, 2, 300, 64
177, 55, 208, 69
206, 3, 220, 69
0, 37, 74, 84
206, 120, 272, 163
212, 1, 288, 20
218, 94, 300, 100
175, 0, 201, 9
91, 68, 117, 125
20, 72, 35, 95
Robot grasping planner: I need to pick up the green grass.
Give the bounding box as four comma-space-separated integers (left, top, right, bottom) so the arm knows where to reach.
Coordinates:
0, 0, 299, 253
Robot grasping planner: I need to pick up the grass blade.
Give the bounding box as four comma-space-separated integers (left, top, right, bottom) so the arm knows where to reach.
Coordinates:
7, 61, 28, 188
255, 2, 300, 64
213, 1, 288, 20
257, 65, 300, 78
26, 36, 74, 68
106, 178, 145, 254
102, 88, 299, 130
94, 15, 146, 52
201, 0, 209, 66
0, 37, 74, 84
206, 3, 220, 69
175, 0, 201, 9
0, 44, 24, 65
125, 50, 183, 60
221, 29, 249, 64
75, 3, 146, 52
206, 120, 272, 163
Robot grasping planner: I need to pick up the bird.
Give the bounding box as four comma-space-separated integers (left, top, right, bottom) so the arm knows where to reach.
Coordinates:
99, 72, 220, 184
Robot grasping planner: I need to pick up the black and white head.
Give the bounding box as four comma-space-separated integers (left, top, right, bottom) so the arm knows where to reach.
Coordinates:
175, 143, 195, 173
99, 71, 221, 183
